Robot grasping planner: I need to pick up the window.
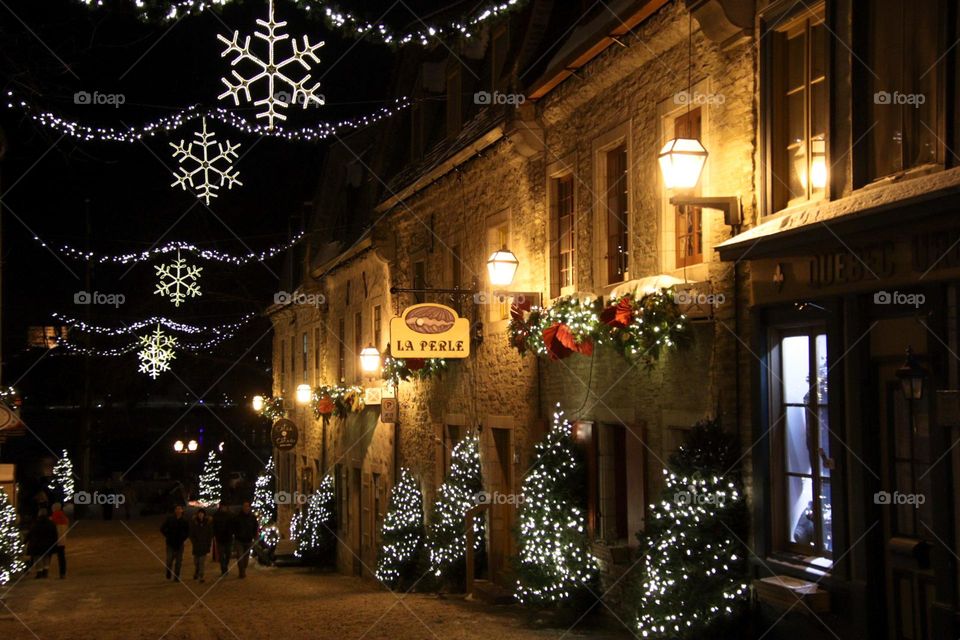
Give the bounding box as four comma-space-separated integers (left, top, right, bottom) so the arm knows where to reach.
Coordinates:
313, 327, 320, 384
861, 1, 941, 182
768, 5, 827, 212
354, 312, 363, 381
412, 260, 426, 304
772, 329, 832, 558
604, 144, 629, 283
674, 109, 703, 266
337, 319, 346, 383
301, 332, 308, 384
549, 174, 575, 298
373, 306, 382, 349
579, 422, 628, 543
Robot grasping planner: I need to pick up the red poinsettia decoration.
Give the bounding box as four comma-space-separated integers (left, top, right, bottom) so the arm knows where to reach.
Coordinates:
316, 395, 335, 416
542, 322, 594, 360
600, 296, 634, 328
405, 358, 426, 371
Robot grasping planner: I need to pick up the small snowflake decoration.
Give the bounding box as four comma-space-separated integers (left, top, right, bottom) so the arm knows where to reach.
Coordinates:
217, 0, 325, 129
154, 250, 203, 307
170, 117, 242, 205
138, 325, 177, 379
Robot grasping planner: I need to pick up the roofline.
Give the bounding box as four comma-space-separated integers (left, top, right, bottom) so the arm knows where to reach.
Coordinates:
525, 0, 670, 101
309, 235, 374, 280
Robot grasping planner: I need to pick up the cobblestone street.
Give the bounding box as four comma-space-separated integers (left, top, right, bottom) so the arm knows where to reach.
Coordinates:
0, 517, 630, 640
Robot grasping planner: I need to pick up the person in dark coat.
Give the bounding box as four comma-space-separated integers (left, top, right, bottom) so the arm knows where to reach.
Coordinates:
188, 508, 213, 582
25, 510, 58, 579
160, 505, 190, 581
211, 503, 233, 577
232, 501, 259, 579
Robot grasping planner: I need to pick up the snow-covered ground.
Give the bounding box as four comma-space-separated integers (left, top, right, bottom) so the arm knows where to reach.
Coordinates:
0, 517, 629, 639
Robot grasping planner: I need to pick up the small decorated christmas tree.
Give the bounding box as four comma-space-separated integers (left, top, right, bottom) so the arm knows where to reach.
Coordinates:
198, 450, 222, 506
376, 468, 425, 589
631, 418, 749, 639
428, 433, 484, 586
0, 487, 25, 585
251, 457, 276, 526
516, 407, 598, 606
295, 475, 336, 564
49, 450, 75, 503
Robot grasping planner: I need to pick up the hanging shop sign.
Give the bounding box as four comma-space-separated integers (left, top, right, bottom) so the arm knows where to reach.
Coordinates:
270, 418, 299, 450
389, 303, 470, 358
381, 397, 399, 424
0, 405, 20, 431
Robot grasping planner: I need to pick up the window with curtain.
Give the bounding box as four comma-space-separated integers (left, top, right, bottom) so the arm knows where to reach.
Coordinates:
549, 174, 575, 297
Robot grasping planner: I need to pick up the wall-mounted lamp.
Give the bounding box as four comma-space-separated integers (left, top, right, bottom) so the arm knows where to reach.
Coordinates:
295, 383, 312, 405
251, 395, 265, 412
486, 247, 519, 287
896, 346, 927, 401
359, 344, 382, 375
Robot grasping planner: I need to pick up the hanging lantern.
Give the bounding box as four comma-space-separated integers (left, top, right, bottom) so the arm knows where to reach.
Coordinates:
295, 383, 312, 405
896, 347, 927, 400
359, 345, 381, 374
658, 137, 708, 190
252, 395, 265, 412
487, 246, 519, 286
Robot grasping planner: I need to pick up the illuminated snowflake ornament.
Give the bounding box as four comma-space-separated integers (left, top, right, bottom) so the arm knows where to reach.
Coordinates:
154, 250, 203, 307
170, 117, 242, 205
137, 324, 178, 379
217, 0, 325, 129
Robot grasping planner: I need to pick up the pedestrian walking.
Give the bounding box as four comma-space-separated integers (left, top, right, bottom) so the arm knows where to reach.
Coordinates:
232, 501, 258, 579
25, 510, 57, 579
188, 508, 213, 582
160, 505, 189, 581
212, 503, 233, 577
50, 503, 69, 578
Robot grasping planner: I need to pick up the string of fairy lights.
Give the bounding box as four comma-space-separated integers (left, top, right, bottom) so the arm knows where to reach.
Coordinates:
73, 0, 526, 47
35, 232, 303, 265
52, 312, 256, 337
5, 91, 414, 143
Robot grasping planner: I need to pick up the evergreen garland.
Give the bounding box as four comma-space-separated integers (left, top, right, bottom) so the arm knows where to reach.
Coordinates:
516, 407, 598, 606
49, 450, 76, 502
198, 450, 223, 506
375, 468, 425, 589
381, 355, 447, 382
312, 385, 365, 418
258, 397, 286, 421
0, 487, 25, 585
251, 457, 276, 526
630, 419, 749, 639
428, 433, 485, 585
295, 475, 337, 564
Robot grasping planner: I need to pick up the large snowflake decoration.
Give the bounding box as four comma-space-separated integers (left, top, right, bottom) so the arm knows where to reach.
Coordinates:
217, 0, 325, 129
154, 250, 203, 307
137, 325, 177, 379
170, 117, 242, 205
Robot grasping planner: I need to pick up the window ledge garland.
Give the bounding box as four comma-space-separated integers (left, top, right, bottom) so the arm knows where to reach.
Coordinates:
508, 289, 693, 367
381, 354, 447, 382
313, 385, 365, 419
257, 397, 286, 421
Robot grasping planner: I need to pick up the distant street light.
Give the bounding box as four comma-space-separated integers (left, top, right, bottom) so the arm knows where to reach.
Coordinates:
252, 395, 265, 412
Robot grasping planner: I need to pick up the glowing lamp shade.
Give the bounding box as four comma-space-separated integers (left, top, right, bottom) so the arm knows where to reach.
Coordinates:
486, 247, 519, 287
658, 138, 708, 190
251, 395, 265, 412
173, 440, 184, 453
187, 439, 198, 452
896, 347, 927, 400
295, 383, 312, 405
359, 345, 381, 374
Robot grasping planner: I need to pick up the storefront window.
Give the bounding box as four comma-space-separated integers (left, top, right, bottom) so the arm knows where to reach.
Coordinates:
775, 330, 832, 558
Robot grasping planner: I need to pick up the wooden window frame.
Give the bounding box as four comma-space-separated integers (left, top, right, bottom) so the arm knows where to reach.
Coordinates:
548, 171, 576, 298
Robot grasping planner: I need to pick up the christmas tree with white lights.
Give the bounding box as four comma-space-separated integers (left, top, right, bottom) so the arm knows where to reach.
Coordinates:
49, 450, 75, 503
295, 475, 336, 564
428, 433, 485, 586
198, 450, 222, 506
631, 418, 749, 639
516, 407, 598, 606
251, 456, 276, 526
376, 468, 425, 589
0, 487, 25, 585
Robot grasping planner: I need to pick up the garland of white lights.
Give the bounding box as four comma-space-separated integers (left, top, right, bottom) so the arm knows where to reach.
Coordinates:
53, 312, 256, 336
57, 329, 244, 356
35, 232, 303, 265
73, 0, 526, 47
6, 90, 413, 143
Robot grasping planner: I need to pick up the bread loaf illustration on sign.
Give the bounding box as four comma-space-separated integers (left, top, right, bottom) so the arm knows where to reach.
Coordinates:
405, 305, 456, 334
